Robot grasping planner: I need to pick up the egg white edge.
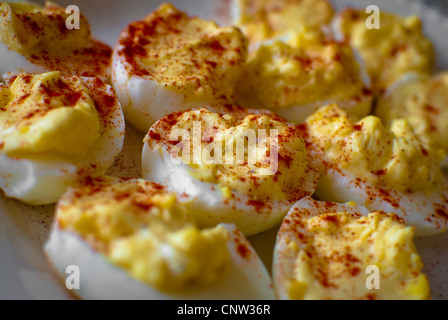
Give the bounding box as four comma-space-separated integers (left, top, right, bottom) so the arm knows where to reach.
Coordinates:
141, 141, 300, 236
44, 221, 275, 300
313, 165, 448, 236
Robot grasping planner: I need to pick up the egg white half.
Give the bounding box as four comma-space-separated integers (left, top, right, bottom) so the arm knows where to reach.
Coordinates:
45, 222, 275, 300
0, 77, 125, 205
142, 110, 320, 237
272, 196, 370, 300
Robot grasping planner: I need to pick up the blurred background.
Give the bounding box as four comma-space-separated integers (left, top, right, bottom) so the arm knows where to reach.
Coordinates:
424, 0, 448, 14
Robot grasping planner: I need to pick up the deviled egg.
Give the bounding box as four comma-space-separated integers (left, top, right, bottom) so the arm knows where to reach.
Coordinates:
0, 72, 124, 205
232, 0, 334, 46
112, 3, 248, 132
375, 72, 448, 166
235, 29, 372, 124
0, 1, 112, 82
142, 105, 320, 236
45, 176, 275, 299
273, 196, 431, 300
300, 104, 448, 236
333, 8, 434, 91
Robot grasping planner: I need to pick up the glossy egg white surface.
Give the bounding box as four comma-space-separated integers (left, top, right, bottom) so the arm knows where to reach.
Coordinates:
45, 223, 275, 300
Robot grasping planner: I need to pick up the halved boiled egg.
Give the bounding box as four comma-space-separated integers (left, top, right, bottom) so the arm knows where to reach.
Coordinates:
142, 105, 319, 236
0, 71, 124, 205
273, 196, 431, 300
300, 104, 448, 236
0, 1, 112, 83
111, 3, 248, 132
333, 8, 434, 92
235, 29, 372, 124
375, 72, 448, 167
231, 0, 334, 46
44, 176, 275, 299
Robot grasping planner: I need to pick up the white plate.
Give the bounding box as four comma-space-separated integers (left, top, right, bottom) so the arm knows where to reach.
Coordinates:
1, 0, 448, 300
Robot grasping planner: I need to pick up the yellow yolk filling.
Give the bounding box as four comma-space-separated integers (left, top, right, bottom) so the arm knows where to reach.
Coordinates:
121, 3, 248, 103
376, 72, 448, 155
337, 9, 434, 90
57, 177, 230, 292
146, 107, 310, 202
234, 0, 334, 44
0, 1, 91, 53
0, 72, 100, 161
236, 30, 367, 112
287, 211, 430, 300
306, 104, 444, 193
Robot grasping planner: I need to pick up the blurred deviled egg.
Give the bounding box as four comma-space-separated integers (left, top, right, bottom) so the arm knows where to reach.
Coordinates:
0, 1, 112, 82
0, 72, 124, 205
375, 72, 448, 167
45, 176, 275, 299
333, 8, 434, 92
273, 196, 431, 300
142, 105, 320, 236
112, 3, 248, 132
300, 104, 448, 236
235, 29, 372, 124
231, 0, 334, 46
